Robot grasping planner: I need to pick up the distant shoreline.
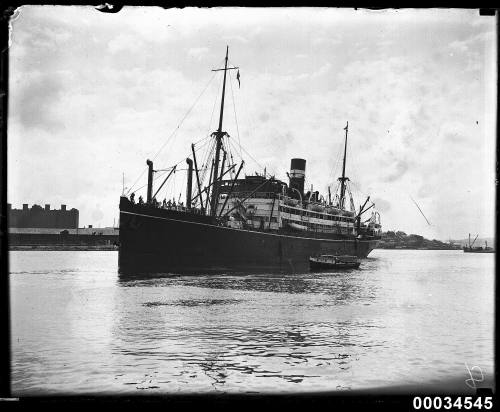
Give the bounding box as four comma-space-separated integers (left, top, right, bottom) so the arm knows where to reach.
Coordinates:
8, 246, 464, 252
375, 246, 461, 251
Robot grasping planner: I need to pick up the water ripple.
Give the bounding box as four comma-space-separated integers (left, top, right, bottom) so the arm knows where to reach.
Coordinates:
9, 250, 495, 394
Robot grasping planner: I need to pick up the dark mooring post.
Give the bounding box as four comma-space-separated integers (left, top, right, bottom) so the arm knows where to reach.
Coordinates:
186, 158, 193, 209
146, 159, 154, 203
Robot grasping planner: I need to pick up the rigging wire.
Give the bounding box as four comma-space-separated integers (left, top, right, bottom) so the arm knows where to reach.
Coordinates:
228, 67, 243, 161
127, 56, 277, 202
239, 143, 265, 173
170, 171, 176, 202
224, 134, 236, 180
329, 138, 344, 183
221, 135, 233, 180
225, 59, 268, 176
200, 138, 216, 185
170, 133, 213, 170
349, 180, 369, 200
132, 168, 172, 195
177, 168, 187, 204
229, 58, 276, 178
133, 134, 214, 198
199, 69, 221, 183
221, 120, 263, 174
207, 72, 223, 137
125, 71, 217, 196
151, 71, 218, 163
134, 140, 223, 200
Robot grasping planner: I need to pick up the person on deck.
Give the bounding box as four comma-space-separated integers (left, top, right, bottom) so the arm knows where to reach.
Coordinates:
130, 193, 135, 204
138, 196, 144, 205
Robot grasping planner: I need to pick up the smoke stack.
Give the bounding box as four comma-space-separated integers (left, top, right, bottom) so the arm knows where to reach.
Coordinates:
289, 158, 306, 197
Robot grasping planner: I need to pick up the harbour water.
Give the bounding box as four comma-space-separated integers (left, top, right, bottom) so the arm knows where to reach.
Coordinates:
10, 249, 494, 395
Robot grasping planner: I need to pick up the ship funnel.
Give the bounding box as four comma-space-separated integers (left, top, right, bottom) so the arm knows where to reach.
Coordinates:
289, 158, 306, 197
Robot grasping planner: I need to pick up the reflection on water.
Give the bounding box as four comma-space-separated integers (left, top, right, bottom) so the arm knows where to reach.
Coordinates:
118, 264, 381, 303
9, 250, 495, 394
142, 299, 243, 307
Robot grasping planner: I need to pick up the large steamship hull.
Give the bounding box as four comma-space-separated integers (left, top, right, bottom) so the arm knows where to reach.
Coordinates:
118, 198, 379, 275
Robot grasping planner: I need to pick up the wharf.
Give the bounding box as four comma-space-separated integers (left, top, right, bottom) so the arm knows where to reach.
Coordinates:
8, 227, 119, 251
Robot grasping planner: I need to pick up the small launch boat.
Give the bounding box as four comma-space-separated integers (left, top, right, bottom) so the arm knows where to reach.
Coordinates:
309, 255, 360, 271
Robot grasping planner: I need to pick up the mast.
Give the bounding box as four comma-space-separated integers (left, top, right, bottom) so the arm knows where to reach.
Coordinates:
185, 158, 193, 209
339, 121, 349, 209
209, 47, 239, 216
211, 47, 227, 215
146, 159, 154, 204
191, 143, 204, 213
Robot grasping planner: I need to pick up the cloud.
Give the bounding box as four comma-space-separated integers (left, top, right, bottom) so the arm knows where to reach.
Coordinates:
371, 197, 391, 213
13, 72, 65, 132
311, 37, 341, 47
222, 34, 249, 44
449, 39, 469, 53
259, 112, 270, 123
187, 47, 210, 60
311, 63, 332, 78
108, 33, 144, 53
383, 160, 409, 183
7, 7, 496, 238
417, 185, 433, 199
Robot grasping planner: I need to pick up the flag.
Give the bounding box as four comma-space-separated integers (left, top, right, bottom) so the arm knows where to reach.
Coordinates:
236, 70, 240, 88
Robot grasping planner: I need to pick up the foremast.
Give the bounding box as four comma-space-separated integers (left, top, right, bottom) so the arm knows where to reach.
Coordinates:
338, 121, 349, 210
209, 46, 239, 216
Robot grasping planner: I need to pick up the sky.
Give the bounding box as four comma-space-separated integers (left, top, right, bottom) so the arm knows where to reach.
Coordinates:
7, 6, 497, 240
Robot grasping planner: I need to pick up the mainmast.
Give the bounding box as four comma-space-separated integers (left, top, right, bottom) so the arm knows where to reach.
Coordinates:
209, 46, 238, 216
338, 121, 349, 209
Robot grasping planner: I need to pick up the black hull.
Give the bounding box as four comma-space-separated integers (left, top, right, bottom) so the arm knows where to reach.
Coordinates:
118, 198, 379, 275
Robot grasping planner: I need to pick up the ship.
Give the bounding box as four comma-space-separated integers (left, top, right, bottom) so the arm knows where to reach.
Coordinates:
463, 234, 495, 253
118, 47, 382, 275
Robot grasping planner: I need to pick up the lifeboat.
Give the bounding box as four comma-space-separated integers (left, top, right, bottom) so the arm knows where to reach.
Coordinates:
309, 203, 325, 212
287, 222, 307, 231
284, 197, 299, 207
